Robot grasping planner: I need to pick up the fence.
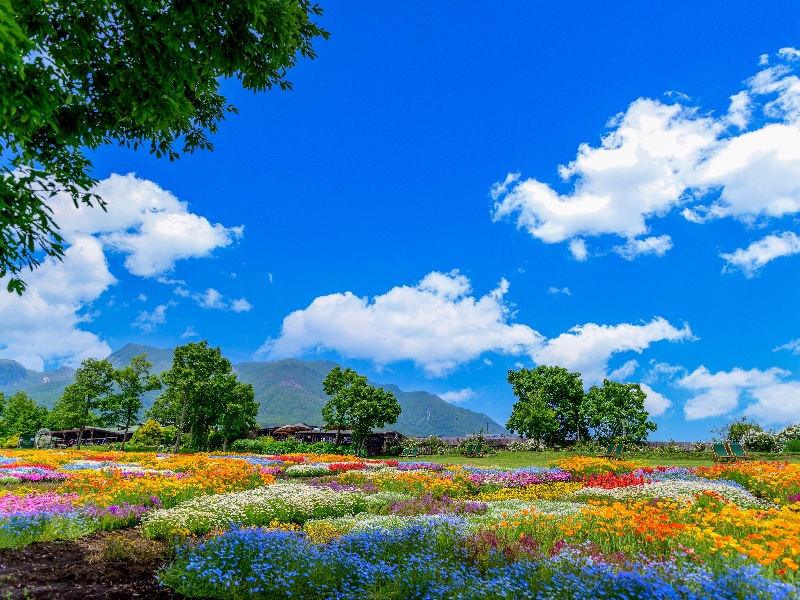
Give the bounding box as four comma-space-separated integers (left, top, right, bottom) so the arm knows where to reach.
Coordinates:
410, 437, 698, 452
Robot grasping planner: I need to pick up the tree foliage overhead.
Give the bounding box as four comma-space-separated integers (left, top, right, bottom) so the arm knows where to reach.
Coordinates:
585, 379, 657, 444
0, 0, 328, 293
321, 366, 401, 453
505, 366, 587, 446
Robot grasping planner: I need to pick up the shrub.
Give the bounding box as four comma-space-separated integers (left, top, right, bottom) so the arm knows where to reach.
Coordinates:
739, 429, 780, 453
130, 420, 163, 447
507, 438, 548, 452
229, 436, 349, 455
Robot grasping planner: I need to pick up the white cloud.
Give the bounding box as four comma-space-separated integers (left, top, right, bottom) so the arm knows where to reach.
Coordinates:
614, 235, 673, 260
1, 173, 245, 369
639, 383, 672, 417
0, 237, 114, 369
720, 231, 800, 277
264, 272, 693, 381
50, 173, 242, 277
569, 239, 588, 261
547, 286, 571, 296
181, 326, 200, 339
137, 294, 147, 302
230, 298, 252, 313
644, 361, 685, 384
774, 338, 800, 354
534, 318, 693, 385
262, 270, 544, 377
191, 287, 251, 312
608, 359, 639, 380
678, 365, 789, 420
196, 288, 226, 310
746, 382, 800, 423
438, 388, 477, 404
132, 301, 177, 333
492, 49, 800, 259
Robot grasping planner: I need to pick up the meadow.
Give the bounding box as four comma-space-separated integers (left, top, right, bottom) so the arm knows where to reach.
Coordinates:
1, 449, 799, 599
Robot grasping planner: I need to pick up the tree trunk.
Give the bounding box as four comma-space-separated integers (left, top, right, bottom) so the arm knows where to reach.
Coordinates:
173, 389, 189, 454
77, 395, 89, 450
223, 437, 228, 452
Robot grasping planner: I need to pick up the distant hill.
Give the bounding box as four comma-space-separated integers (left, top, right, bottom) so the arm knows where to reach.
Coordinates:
0, 344, 507, 437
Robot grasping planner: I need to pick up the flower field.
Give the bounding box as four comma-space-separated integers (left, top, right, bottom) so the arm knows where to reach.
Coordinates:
1, 451, 799, 598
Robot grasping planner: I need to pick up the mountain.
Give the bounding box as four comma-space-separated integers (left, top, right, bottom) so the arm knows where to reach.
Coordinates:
0, 344, 507, 437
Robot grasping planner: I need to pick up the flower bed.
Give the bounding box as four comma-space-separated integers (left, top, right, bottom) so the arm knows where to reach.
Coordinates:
1, 449, 799, 595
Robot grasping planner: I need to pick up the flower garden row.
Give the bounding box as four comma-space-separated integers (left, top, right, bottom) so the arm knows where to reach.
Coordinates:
1, 450, 800, 598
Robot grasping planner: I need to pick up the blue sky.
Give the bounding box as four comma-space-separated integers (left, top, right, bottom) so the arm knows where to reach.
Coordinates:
3, 2, 800, 440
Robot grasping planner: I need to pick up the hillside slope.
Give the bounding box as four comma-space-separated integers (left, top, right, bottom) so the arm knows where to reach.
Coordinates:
1, 344, 507, 437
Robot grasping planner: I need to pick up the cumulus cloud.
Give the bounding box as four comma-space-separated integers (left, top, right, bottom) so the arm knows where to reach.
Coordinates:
492, 49, 800, 263
50, 173, 242, 277
438, 388, 477, 404
264, 271, 693, 380
0, 237, 114, 369
639, 383, 672, 417
0, 173, 243, 369
533, 318, 694, 385
614, 235, 673, 260
678, 366, 790, 420
262, 270, 544, 376
132, 301, 177, 333
569, 239, 588, 261
720, 231, 800, 277
230, 298, 252, 312
644, 361, 686, 384
746, 381, 800, 423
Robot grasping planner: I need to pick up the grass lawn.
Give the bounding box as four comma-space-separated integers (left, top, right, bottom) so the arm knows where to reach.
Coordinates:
387, 450, 800, 469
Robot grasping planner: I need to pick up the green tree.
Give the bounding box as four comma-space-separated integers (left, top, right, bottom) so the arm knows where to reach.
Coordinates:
51, 357, 114, 448
321, 366, 362, 445
0, 391, 49, 438
152, 341, 256, 452
585, 379, 657, 444
1, 1, 328, 294
104, 353, 162, 449
322, 367, 400, 455
505, 384, 558, 447
505, 366, 587, 447
216, 381, 259, 451
711, 416, 763, 443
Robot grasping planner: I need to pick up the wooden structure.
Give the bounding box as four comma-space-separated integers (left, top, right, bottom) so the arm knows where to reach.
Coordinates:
257, 423, 404, 456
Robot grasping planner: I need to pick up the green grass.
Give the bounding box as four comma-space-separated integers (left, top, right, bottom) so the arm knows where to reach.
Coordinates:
385, 450, 800, 469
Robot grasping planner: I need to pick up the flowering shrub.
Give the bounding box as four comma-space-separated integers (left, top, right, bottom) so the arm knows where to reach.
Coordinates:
741, 429, 781, 453
506, 438, 547, 452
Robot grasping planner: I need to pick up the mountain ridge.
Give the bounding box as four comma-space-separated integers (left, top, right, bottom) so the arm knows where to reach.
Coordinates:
0, 344, 507, 437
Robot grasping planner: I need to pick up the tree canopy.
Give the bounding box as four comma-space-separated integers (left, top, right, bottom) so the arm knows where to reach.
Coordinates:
505, 366, 587, 446
321, 366, 401, 453
149, 341, 258, 451
104, 352, 162, 449
0, 390, 49, 440
1, 0, 328, 293
585, 379, 657, 444
50, 357, 115, 448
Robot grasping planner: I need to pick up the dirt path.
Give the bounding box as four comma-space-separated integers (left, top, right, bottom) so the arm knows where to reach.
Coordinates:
0, 530, 183, 599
